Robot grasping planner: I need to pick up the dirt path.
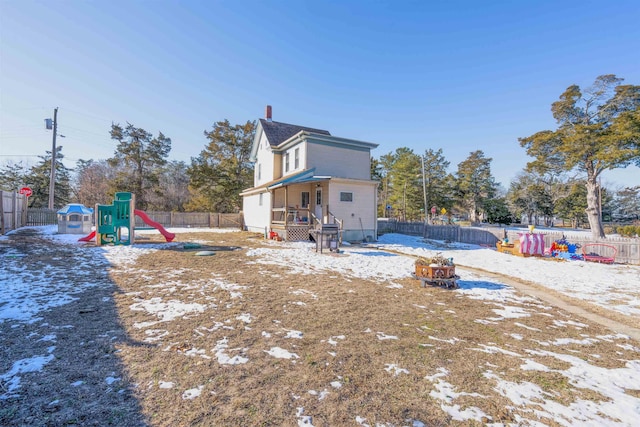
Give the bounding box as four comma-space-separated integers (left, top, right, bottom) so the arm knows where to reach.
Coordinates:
455, 264, 640, 342
376, 245, 640, 341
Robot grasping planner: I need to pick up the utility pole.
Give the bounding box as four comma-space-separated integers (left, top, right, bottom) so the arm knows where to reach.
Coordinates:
421, 154, 427, 223
48, 107, 58, 209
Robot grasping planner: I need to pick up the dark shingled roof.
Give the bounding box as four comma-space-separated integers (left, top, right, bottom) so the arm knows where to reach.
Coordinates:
259, 118, 330, 147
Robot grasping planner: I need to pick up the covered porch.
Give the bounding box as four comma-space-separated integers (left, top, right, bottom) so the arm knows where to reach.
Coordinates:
268, 170, 342, 242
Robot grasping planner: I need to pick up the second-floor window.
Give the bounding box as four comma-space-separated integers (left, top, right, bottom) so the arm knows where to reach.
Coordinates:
294, 148, 299, 169
285, 153, 290, 172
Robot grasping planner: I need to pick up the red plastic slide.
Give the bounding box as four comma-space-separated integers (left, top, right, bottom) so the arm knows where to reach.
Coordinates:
134, 209, 176, 242
78, 230, 96, 242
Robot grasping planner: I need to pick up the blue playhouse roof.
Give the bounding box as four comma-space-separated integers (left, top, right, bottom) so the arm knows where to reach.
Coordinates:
57, 204, 93, 215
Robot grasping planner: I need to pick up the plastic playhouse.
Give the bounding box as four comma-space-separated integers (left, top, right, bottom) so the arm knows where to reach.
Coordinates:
79, 192, 175, 245
57, 204, 93, 234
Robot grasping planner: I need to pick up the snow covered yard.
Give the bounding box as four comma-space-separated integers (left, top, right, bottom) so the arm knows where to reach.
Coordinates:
1, 227, 640, 426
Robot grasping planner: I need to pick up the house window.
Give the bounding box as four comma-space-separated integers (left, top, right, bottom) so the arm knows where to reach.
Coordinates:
294, 148, 299, 169
301, 192, 310, 208
259, 193, 263, 206
340, 192, 353, 202
285, 152, 290, 172
258, 163, 261, 180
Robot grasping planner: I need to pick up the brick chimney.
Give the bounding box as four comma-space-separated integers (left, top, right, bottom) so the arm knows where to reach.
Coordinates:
265, 105, 272, 122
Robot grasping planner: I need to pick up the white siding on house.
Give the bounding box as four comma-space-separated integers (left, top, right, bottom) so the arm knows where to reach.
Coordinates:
327, 180, 377, 242
307, 143, 370, 179
281, 142, 306, 177
254, 132, 275, 186
242, 191, 271, 233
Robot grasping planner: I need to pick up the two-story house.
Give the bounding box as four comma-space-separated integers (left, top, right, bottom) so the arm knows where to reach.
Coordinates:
241, 106, 379, 242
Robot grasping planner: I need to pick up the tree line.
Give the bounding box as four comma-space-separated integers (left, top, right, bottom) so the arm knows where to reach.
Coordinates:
1, 75, 638, 238
0, 120, 255, 214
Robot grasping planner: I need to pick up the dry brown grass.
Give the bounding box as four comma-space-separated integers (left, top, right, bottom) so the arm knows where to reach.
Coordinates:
2, 229, 639, 426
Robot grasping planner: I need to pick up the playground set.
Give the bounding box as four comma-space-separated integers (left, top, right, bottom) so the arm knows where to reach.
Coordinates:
496, 226, 617, 264
79, 192, 175, 245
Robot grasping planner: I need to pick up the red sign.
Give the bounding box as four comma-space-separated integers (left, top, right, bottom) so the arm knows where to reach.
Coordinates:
430, 206, 437, 214
19, 187, 32, 198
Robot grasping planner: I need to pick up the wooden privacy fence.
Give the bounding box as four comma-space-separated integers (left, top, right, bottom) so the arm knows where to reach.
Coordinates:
379, 220, 502, 247
378, 220, 640, 265
27, 209, 58, 226
1, 191, 27, 234
133, 212, 243, 229
2, 204, 245, 234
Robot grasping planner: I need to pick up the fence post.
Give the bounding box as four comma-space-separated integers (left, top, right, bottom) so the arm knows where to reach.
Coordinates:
21, 194, 27, 228
0, 191, 5, 234
170, 211, 174, 227
12, 191, 18, 232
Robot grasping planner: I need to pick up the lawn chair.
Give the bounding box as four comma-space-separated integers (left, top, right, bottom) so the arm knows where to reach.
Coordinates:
582, 243, 617, 264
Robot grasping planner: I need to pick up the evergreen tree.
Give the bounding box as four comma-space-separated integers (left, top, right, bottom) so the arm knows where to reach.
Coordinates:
483, 197, 513, 225
27, 146, 72, 208
376, 153, 394, 218
108, 123, 171, 210
506, 172, 538, 224
555, 181, 588, 228
614, 186, 640, 221
187, 120, 255, 213
380, 148, 423, 221
0, 161, 29, 191
370, 157, 388, 218
454, 150, 496, 223
519, 75, 640, 238
422, 148, 455, 222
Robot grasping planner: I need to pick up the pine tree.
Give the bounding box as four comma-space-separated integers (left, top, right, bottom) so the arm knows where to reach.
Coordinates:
187, 120, 255, 213
0, 161, 29, 191
454, 150, 496, 223
378, 148, 423, 221
422, 148, 455, 222
26, 147, 72, 208
108, 123, 171, 210
519, 75, 640, 238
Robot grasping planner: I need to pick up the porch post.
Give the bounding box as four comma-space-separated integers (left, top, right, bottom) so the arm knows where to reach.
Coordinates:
284, 186, 289, 226
270, 190, 275, 229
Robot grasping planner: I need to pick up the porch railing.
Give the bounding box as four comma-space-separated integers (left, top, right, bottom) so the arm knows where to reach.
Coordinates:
328, 211, 343, 244
272, 207, 312, 226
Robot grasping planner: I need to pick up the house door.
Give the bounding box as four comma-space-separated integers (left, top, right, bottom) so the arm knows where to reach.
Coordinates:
315, 187, 323, 221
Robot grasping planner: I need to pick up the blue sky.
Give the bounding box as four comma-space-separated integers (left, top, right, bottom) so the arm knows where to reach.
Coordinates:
1, 0, 639, 189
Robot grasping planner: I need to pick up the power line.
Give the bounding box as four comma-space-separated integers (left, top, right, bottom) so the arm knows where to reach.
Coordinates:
59, 107, 115, 124
0, 154, 42, 157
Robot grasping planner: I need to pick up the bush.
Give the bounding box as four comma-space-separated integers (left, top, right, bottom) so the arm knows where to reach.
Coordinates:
618, 225, 640, 237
